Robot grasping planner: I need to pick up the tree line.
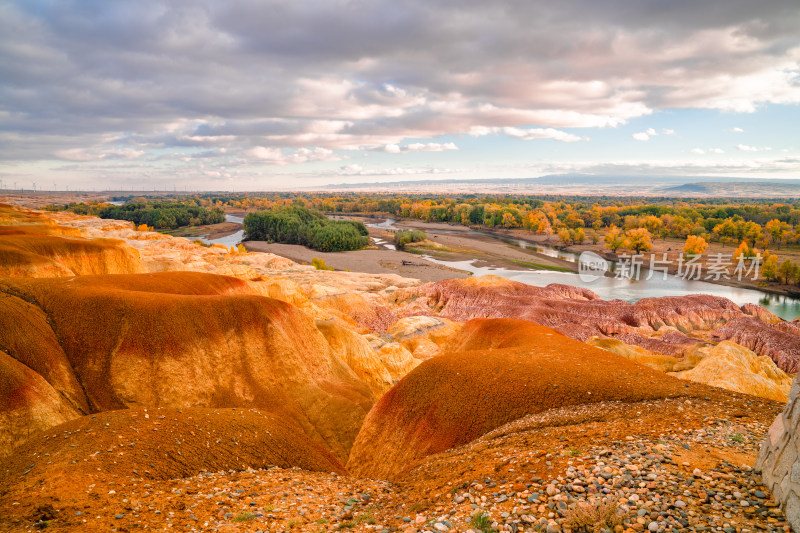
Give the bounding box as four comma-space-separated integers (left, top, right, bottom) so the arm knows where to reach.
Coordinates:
243, 206, 369, 252
56, 200, 225, 229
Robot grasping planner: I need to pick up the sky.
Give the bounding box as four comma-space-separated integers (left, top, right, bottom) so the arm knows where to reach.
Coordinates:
1, 0, 799, 191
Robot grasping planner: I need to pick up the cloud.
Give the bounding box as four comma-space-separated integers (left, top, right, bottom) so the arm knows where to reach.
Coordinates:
662, 129, 676, 135
470, 126, 584, 142
245, 146, 343, 165
54, 148, 145, 161
0, 0, 798, 185
336, 164, 456, 176
736, 144, 759, 152
632, 127, 660, 141
378, 142, 459, 153
731, 127, 744, 133
691, 148, 726, 155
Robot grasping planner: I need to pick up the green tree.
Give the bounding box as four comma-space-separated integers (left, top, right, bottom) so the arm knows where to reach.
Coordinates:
777, 259, 800, 285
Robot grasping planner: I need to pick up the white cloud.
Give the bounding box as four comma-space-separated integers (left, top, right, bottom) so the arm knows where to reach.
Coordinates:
632, 128, 659, 141
246, 146, 343, 165
379, 142, 459, 153
662, 129, 676, 135
731, 127, 744, 133
736, 144, 759, 152
336, 165, 456, 176
470, 126, 583, 142
691, 147, 725, 155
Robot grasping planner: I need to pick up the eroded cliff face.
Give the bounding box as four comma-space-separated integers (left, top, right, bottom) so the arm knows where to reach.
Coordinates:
0, 271, 377, 461
347, 318, 732, 480
0, 349, 84, 455
0, 226, 145, 277
674, 341, 793, 402
712, 317, 800, 373
590, 337, 793, 402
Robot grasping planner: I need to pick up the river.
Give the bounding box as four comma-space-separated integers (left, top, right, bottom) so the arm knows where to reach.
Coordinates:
195, 214, 245, 247
366, 219, 800, 320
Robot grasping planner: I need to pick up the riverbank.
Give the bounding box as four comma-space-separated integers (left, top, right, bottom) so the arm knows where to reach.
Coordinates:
352, 216, 577, 272
242, 241, 471, 282
162, 220, 242, 240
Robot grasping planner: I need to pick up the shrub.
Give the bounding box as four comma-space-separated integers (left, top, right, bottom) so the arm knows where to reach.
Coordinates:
394, 229, 426, 250
470, 511, 491, 532
563, 499, 623, 533
311, 257, 334, 270
233, 511, 255, 522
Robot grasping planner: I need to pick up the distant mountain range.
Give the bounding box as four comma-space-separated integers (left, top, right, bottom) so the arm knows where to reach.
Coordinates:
319, 174, 800, 198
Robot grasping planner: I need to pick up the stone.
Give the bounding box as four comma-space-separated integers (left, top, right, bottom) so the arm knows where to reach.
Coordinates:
756, 373, 800, 533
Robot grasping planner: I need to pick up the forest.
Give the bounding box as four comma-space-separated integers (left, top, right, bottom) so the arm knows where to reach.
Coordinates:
56, 200, 225, 230
243, 205, 369, 252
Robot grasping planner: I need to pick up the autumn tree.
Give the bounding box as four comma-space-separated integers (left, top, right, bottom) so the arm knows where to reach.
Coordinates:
604, 225, 625, 253
765, 219, 792, 249
625, 228, 652, 254
777, 259, 800, 285
642, 215, 663, 236
683, 235, 709, 258
762, 253, 779, 281
572, 228, 586, 245
558, 228, 572, 245
712, 220, 736, 247
733, 241, 756, 262
502, 212, 519, 228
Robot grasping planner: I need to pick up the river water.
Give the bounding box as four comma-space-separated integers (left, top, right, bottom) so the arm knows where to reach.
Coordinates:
366, 219, 800, 320
196, 215, 245, 247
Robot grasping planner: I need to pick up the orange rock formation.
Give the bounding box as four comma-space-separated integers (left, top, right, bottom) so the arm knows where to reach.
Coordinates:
347, 318, 725, 479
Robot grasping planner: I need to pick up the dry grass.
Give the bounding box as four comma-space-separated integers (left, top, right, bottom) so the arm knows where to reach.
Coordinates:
563, 499, 624, 533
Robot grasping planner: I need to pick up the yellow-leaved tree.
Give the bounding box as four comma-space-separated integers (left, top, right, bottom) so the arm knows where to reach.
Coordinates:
625, 228, 652, 254
604, 225, 625, 252
683, 235, 708, 258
